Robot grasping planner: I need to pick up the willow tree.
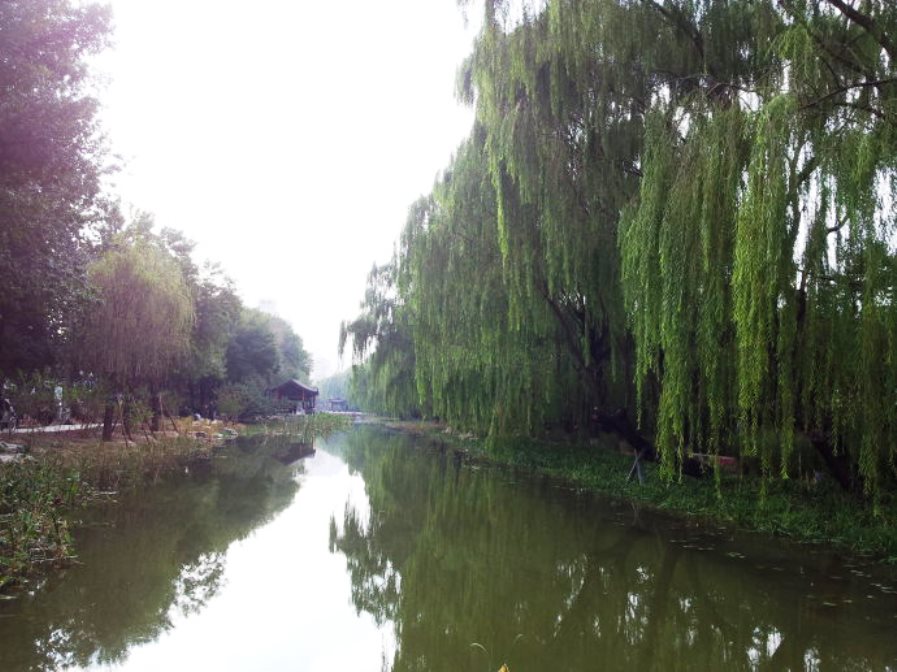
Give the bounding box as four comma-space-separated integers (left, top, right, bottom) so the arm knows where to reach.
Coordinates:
455, 0, 673, 446
450, 0, 897, 497
402, 133, 518, 434
340, 261, 422, 418
79, 235, 194, 440
346, 0, 897, 498
616, 0, 897, 494
405, 128, 591, 435
341, 128, 576, 434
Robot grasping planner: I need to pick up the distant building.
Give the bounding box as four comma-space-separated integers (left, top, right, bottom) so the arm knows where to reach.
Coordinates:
328, 398, 349, 412
269, 379, 318, 414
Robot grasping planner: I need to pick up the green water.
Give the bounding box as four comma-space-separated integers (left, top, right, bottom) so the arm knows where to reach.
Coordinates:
1, 427, 896, 671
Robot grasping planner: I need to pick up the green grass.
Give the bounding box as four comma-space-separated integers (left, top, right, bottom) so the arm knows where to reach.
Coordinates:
240, 412, 354, 440
1, 435, 210, 593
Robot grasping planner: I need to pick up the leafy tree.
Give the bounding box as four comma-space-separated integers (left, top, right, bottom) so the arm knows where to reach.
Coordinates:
266, 314, 312, 382
347, 0, 897, 500
182, 264, 242, 415
77, 232, 194, 439
0, 0, 114, 379
340, 261, 421, 418
316, 369, 354, 407
226, 309, 280, 385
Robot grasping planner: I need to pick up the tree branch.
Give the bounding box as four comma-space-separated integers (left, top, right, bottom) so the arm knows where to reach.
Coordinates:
798, 77, 897, 113
642, 1, 708, 72
825, 0, 897, 64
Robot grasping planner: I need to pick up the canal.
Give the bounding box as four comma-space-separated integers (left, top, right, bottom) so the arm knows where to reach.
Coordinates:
1, 426, 896, 670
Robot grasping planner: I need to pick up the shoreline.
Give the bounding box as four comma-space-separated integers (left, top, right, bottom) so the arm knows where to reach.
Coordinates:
0, 414, 352, 594
372, 419, 897, 564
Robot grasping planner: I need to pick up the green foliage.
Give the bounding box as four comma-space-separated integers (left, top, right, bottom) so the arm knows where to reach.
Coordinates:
78, 228, 195, 387
185, 264, 242, 384
215, 382, 281, 422
266, 314, 312, 382
0, 0, 114, 378
0, 458, 88, 591
341, 261, 422, 418
226, 310, 280, 384
615, 0, 897, 494
0, 4, 318, 436
346, 0, 897, 502
226, 308, 311, 390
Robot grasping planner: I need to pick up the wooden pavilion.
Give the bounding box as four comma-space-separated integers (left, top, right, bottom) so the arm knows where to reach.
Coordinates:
269, 379, 319, 414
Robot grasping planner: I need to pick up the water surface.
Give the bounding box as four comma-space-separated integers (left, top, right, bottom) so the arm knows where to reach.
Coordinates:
1, 427, 896, 671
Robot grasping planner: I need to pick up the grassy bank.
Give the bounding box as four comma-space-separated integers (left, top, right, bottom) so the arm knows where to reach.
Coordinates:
379, 420, 897, 563
1, 413, 353, 593
240, 411, 356, 441
1, 425, 217, 593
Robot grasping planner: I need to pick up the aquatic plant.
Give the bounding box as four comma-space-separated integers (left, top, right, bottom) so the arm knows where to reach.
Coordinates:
0, 458, 87, 591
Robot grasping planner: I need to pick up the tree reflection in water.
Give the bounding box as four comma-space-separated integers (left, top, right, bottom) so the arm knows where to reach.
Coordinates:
0, 434, 312, 671
330, 429, 897, 672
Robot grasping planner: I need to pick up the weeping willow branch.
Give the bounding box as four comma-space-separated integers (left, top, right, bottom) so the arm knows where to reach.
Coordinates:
798, 77, 897, 115
825, 0, 897, 64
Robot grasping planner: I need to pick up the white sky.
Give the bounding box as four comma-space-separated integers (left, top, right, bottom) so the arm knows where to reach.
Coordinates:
96, 1, 480, 380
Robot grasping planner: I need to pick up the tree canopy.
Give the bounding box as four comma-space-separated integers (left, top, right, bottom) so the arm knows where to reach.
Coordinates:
343, 0, 897, 499
78, 234, 194, 388
0, 0, 113, 377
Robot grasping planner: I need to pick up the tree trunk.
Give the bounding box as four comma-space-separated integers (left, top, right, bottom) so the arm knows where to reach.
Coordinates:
102, 400, 115, 441
199, 379, 210, 418
150, 387, 162, 432
122, 396, 135, 443
810, 432, 853, 492
594, 408, 656, 458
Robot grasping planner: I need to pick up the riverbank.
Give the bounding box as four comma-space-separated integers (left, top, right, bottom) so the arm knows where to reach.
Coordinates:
376, 419, 897, 563
0, 414, 353, 593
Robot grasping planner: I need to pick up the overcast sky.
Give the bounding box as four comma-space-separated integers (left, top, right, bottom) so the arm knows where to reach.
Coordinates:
96, 1, 480, 380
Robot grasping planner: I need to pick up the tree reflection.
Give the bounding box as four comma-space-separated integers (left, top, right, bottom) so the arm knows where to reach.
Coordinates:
0, 434, 307, 671
330, 429, 897, 672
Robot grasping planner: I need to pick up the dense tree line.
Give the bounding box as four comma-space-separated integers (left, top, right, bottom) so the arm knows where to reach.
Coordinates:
343, 0, 897, 498
0, 0, 311, 436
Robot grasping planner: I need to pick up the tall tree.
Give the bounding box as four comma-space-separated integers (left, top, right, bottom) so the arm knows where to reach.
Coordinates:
183, 264, 242, 415
340, 261, 420, 418
0, 0, 113, 378
347, 0, 897, 499
225, 309, 280, 385
266, 314, 312, 382
78, 233, 194, 440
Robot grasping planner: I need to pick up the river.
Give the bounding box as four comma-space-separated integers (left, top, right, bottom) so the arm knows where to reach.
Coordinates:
1, 427, 896, 671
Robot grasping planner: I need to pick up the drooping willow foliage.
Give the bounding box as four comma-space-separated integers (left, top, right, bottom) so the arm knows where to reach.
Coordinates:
344, 0, 897, 498
342, 132, 577, 431
340, 260, 422, 419
79, 234, 195, 388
